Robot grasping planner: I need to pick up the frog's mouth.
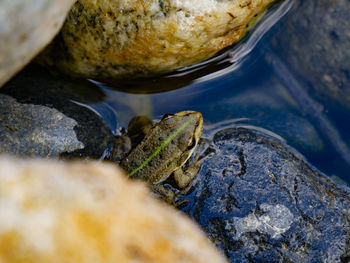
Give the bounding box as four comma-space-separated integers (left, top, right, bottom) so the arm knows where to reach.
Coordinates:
191, 112, 203, 144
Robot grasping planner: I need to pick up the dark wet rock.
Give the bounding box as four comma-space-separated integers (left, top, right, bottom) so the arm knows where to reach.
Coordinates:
270, 0, 350, 110
179, 127, 350, 262
0, 65, 114, 158
0, 94, 83, 157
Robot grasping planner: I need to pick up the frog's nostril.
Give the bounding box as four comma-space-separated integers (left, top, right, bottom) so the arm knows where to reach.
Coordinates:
192, 111, 202, 119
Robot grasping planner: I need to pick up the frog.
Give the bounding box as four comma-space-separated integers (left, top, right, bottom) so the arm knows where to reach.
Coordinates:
110, 111, 204, 203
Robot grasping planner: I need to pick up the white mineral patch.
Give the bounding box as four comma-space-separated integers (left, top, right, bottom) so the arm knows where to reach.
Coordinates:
231, 203, 294, 239
171, 0, 230, 14
172, 0, 216, 13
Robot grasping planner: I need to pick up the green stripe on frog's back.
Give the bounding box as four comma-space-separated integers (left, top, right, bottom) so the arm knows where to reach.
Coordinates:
128, 116, 194, 178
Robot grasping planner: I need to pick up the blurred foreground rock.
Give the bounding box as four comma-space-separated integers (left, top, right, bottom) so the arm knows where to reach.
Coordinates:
0, 0, 75, 87
0, 156, 228, 263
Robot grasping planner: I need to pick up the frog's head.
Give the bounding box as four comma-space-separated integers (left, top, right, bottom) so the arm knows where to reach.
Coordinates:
160, 110, 203, 166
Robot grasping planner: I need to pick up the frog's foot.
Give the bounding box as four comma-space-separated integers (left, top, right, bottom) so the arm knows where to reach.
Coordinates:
149, 184, 179, 205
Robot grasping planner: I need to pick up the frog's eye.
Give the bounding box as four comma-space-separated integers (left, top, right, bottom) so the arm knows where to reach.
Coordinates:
186, 137, 197, 150
161, 113, 174, 120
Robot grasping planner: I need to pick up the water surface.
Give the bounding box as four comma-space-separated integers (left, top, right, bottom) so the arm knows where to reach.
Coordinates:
90, 0, 350, 184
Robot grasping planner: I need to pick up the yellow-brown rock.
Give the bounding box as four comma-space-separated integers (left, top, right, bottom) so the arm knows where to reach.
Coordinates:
0, 0, 76, 88
40, 0, 277, 80
0, 156, 228, 263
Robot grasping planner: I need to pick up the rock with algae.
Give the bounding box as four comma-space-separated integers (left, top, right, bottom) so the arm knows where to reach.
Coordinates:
0, 156, 228, 263
39, 0, 278, 80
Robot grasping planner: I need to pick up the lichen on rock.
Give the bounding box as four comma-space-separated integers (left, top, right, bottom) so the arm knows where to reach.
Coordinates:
39, 0, 278, 80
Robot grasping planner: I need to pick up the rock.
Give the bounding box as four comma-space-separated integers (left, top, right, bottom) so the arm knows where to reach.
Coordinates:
270, 0, 350, 110
0, 65, 114, 159
178, 127, 350, 262
0, 0, 76, 87
0, 94, 84, 157
38, 0, 278, 80
0, 156, 228, 263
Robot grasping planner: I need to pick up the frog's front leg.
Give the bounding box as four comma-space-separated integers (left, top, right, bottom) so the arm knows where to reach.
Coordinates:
150, 159, 203, 205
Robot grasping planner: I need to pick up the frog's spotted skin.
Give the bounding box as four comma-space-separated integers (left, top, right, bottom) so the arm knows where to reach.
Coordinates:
120, 111, 203, 186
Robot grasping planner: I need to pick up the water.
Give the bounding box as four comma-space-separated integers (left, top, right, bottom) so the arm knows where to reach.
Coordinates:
88, 0, 350, 184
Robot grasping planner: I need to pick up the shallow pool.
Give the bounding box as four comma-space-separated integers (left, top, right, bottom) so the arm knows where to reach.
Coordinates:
91, 0, 350, 184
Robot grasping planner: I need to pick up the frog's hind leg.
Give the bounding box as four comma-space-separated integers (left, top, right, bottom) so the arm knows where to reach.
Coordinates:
149, 184, 179, 205
109, 130, 131, 162
173, 161, 203, 189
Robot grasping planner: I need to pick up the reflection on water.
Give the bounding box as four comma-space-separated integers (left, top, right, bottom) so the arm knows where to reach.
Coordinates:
267, 52, 350, 173
89, 0, 350, 183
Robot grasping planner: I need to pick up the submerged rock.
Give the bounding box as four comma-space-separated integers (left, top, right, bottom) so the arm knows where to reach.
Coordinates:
179, 127, 350, 262
270, 0, 350, 110
39, 0, 278, 80
0, 0, 75, 87
0, 156, 228, 263
199, 81, 325, 156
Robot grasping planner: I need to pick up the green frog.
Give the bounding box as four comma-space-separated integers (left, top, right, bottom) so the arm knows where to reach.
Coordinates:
111, 111, 203, 202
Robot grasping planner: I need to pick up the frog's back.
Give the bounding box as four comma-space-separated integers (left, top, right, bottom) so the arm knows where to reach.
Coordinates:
120, 111, 203, 184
